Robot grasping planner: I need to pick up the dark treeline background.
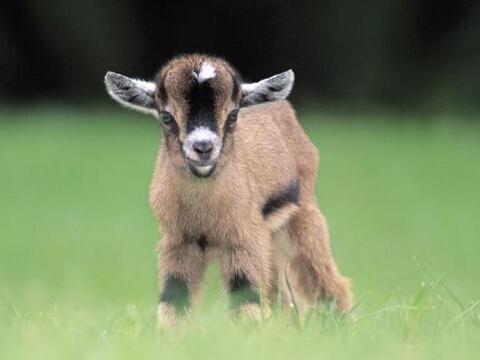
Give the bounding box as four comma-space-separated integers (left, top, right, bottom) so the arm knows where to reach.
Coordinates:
2, 0, 480, 111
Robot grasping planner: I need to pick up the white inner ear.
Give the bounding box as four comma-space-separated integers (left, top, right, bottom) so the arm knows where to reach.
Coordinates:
134, 79, 157, 94
104, 71, 158, 117
241, 70, 294, 106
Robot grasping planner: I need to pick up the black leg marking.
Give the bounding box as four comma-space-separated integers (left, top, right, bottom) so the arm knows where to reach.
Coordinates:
262, 179, 300, 217
228, 273, 260, 309
159, 277, 190, 314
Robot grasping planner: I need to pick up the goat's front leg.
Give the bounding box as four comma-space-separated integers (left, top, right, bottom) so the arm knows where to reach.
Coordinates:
220, 229, 272, 320
157, 236, 206, 327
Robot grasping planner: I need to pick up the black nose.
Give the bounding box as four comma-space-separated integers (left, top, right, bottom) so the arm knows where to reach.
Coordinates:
192, 141, 214, 156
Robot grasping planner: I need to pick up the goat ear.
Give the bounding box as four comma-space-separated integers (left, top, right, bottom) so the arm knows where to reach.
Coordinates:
104, 71, 158, 117
240, 70, 294, 107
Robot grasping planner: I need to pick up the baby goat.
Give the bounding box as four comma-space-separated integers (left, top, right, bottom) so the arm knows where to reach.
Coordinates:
105, 54, 351, 325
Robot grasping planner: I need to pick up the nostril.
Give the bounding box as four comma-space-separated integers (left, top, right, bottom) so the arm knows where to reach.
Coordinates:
193, 141, 214, 154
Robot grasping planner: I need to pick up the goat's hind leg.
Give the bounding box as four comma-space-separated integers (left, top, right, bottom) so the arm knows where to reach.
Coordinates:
270, 228, 299, 312
287, 203, 352, 312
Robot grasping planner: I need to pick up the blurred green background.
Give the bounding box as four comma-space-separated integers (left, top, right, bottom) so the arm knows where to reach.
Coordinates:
1, 1, 480, 359
1, 109, 479, 359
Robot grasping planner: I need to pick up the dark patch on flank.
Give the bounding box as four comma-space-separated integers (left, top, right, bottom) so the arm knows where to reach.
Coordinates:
228, 273, 260, 309
159, 276, 190, 314
262, 179, 300, 217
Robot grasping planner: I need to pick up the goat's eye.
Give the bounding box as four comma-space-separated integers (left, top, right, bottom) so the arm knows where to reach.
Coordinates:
159, 111, 174, 125
226, 109, 238, 130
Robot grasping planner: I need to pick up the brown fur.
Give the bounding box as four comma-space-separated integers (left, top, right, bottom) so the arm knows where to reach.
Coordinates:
106, 54, 351, 324
149, 55, 351, 323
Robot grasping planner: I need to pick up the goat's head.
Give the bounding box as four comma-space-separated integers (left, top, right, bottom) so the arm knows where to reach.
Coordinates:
105, 54, 294, 178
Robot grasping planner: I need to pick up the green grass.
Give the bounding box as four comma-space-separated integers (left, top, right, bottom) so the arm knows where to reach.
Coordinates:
1, 107, 479, 359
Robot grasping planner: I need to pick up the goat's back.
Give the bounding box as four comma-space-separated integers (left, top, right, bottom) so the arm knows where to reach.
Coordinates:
233, 100, 318, 198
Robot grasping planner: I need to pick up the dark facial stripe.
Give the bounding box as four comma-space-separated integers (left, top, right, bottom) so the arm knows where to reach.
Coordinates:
228, 273, 260, 309
159, 276, 190, 314
186, 79, 217, 133
262, 179, 300, 217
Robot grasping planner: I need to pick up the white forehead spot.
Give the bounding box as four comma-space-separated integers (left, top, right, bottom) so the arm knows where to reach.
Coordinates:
193, 62, 216, 83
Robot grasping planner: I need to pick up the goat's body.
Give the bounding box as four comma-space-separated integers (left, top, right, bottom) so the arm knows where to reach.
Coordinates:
150, 101, 304, 236
149, 100, 351, 318
106, 54, 351, 323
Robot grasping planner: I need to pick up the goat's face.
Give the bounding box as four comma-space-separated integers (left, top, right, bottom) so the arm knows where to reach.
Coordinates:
105, 54, 294, 178
155, 57, 241, 177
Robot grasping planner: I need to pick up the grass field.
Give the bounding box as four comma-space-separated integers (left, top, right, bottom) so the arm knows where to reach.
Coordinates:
1, 107, 479, 359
